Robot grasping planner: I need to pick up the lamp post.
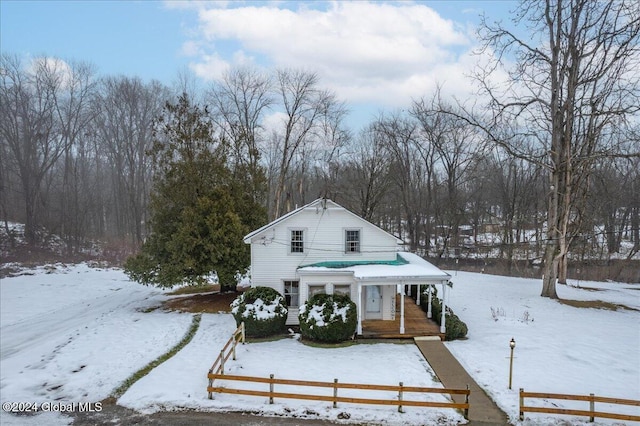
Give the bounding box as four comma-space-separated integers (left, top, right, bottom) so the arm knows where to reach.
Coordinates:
509, 338, 516, 389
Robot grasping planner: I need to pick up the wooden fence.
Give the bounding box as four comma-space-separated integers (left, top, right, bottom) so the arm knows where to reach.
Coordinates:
208, 322, 245, 380
208, 373, 469, 417
520, 389, 640, 423
206, 323, 469, 417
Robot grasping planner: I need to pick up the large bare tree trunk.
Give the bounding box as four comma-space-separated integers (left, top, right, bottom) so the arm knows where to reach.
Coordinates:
469, 0, 640, 298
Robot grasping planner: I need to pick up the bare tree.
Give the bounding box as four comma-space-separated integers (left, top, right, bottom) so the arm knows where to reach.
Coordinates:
337, 125, 392, 222
412, 94, 486, 256
93, 76, 168, 246
270, 69, 342, 219
207, 67, 273, 201
374, 113, 424, 250
470, 0, 640, 297
51, 61, 97, 253
0, 55, 69, 245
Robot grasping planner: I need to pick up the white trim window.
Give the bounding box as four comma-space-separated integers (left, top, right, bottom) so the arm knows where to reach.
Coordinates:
333, 284, 351, 298
284, 280, 299, 307
345, 229, 361, 253
308, 284, 326, 298
290, 229, 304, 253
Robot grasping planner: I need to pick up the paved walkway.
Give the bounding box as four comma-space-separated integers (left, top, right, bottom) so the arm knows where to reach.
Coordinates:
414, 337, 511, 425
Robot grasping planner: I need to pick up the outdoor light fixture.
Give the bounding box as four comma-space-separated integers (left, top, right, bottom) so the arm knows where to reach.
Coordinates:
509, 337, 516, 389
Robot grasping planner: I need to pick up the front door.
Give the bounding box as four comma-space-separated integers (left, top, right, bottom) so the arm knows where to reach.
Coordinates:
365, 285, 382, 319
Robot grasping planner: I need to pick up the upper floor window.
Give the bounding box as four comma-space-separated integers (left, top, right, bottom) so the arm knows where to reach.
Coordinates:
290, 229, 304, 253
345, 229, 360, 253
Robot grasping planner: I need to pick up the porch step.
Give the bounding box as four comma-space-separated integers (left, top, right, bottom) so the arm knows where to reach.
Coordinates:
414, 336, 442, 341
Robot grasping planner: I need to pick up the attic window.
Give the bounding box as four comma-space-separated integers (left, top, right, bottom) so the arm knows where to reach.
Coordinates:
345, 229, 360, 253
290, 230, 304, 253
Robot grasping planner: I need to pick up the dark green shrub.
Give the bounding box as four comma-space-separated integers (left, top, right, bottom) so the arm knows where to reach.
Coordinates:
444, 311, 468, 340
230, 286, 287, 337
419, 285, 468, 341
299, 293, 357, 343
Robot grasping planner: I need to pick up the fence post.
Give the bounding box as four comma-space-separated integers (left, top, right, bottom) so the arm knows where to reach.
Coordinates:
232, 336, 237, 361
269, 374, 275, 404
208, 368, 213, 400
398, 382, 404, 413
519, 388, 524, 421
241, 322, 246, 344
220, 350, 225, 374
333, 379, 338, 408
464, 384, 469, 419
589, 393, 595, 422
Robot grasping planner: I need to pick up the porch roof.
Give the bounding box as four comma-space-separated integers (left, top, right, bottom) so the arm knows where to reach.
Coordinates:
298, 253, 409, 269
297, 252, 451, 282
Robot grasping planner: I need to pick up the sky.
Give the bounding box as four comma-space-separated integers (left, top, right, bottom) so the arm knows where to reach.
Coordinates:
1, 0, 518, 130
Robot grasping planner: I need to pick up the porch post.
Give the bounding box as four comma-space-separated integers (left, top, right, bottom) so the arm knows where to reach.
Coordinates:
427, 286, 432, 319
440, 282, 447, 334
416, 284, 421, 305
400, 282, 405, 334
357, 283, 362, 335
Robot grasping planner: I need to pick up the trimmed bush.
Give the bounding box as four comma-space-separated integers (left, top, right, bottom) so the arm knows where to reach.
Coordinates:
419, 285, 468, 341
444, 311, 468, 341
230, 286, 287, 337
299, 293, 357, 343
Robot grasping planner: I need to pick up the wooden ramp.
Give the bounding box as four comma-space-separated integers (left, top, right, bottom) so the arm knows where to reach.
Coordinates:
360, 295, 444, 339
415, 338, 511, 425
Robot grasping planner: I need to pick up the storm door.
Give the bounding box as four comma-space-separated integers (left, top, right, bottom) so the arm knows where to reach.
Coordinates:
365, 285, 382, 319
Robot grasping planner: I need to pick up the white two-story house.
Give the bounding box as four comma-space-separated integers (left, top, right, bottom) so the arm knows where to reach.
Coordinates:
243, 198, 451, 336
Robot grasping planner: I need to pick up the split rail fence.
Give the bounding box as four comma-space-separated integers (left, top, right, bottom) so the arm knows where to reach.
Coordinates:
208, 322, 245, 378
206, 323, 469, 418
519, 389, 640, 423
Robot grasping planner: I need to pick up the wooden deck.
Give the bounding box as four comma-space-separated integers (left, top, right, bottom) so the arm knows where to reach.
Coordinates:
360, 294, 444, 340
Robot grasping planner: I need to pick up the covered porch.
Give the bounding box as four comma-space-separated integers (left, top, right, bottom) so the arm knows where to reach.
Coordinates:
360, 293, 444, 339
297, 252, 452, 338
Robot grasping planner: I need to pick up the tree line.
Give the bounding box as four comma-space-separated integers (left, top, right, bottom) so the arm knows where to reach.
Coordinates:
2, 0, 639, 295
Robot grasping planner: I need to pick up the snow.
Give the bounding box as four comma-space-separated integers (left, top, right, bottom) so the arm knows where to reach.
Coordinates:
444, 272, 640, 424
298, 251, 451, 281
300, 301, 350, 327
0, 264, 193, 425
230, 294, 286, 320
1, 263, 638, 425
120, 315, 461, 425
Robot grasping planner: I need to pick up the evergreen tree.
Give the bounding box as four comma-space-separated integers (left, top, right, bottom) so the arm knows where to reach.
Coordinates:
124, 94, 267, 290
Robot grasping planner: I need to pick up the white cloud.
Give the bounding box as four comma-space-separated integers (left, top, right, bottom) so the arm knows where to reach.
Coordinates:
189, 52, 230, 81
180, 1, 493, 118
27, 56, 75, 90
180, 40, 202, 57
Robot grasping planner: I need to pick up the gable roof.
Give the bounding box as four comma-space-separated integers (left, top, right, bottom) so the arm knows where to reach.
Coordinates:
243, 198, 403, 245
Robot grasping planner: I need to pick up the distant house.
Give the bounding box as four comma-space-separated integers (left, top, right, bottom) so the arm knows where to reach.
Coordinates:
243, 199, 451, 335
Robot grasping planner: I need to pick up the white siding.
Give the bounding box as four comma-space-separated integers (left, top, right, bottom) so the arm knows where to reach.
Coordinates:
249, 206, 399, 289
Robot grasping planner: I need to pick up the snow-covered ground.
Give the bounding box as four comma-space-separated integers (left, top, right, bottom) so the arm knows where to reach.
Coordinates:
1, 264, 638, 425
445, 272, 640, 424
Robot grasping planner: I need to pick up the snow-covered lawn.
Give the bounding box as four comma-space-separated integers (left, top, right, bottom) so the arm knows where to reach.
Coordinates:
1, 264, 638, 425
119, 314, 460, 425
445, 272, 640, 424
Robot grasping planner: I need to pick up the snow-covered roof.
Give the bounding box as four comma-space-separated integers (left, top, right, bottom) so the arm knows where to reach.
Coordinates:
298, 252, 451, 283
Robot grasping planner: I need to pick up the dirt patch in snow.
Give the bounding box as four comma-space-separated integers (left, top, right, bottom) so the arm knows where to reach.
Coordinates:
558, 298, 639, 311
162, 292, 238, 314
